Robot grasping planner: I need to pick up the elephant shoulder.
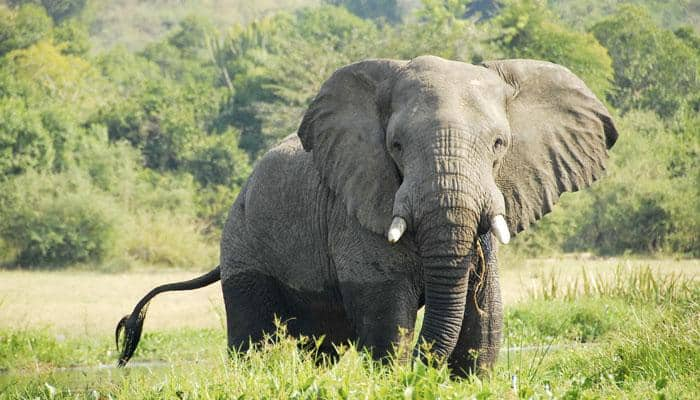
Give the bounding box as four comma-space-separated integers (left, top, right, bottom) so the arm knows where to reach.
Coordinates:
270, 134, 306, 155
251, 135, 315, 183
244, 134, 323, 216
233, 134, 330, 284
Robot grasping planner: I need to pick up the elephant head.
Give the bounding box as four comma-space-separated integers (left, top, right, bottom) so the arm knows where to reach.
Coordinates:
298, 56, 617, 359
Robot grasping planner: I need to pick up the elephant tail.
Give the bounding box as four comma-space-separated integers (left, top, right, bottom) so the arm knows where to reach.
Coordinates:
115, 265, 221, 367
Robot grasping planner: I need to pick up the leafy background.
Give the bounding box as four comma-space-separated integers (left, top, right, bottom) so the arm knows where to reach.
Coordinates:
0, 0, 698, 269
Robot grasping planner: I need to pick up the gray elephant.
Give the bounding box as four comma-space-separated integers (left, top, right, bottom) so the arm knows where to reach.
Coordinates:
116, 56, 617, 375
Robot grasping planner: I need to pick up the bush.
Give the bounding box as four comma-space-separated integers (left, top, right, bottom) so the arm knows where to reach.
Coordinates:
0, 164, 220, 269
0, 170, 117, 267
115, 211, 217, 268
71, 127, 142, 193
0, 97, 55, 176
570, 111, 699, 255
508, 110, 699, 257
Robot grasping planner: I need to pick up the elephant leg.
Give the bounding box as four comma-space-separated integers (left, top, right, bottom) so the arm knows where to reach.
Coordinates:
222, 271, 286, 353
341, 277, 420, 360
448, 233, 503, 377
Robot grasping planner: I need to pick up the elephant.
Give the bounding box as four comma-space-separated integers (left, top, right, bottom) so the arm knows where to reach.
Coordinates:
116, 55, 617, 375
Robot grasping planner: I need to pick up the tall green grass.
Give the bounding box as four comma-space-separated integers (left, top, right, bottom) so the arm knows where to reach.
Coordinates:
1, 265, 698, 398
532, 264, 697, 304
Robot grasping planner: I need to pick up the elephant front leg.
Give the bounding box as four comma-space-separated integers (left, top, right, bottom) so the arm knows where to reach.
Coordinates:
447, 233, 503, 377
340, 278, 420, 361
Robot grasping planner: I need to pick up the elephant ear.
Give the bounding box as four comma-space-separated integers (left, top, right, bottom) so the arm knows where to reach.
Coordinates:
482, 59, 618, 235
298, 59, 406, 235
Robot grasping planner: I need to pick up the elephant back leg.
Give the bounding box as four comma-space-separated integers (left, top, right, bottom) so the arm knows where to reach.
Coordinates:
222, 270, 288, 352
447, 233, 503, 376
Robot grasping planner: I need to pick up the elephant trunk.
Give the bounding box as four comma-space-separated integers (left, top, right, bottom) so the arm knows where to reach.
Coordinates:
415, 206, 477, 358
391, 127, 508, 359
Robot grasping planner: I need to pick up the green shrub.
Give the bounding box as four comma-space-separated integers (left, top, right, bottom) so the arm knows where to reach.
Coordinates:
509, 110, 699, 257
187, 130, 251, 188
0, 97, 56, 176
52, 19, 90, 55
71, 127, 141, 193
116, 211, 217, 268
194, 184, 241, 234
0, 164, 218, 269
572, 111, 699, 255
0, 170, 117, 267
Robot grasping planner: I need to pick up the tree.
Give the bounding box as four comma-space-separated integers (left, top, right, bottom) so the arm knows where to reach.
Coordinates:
6, 39, 109, 118
327, 0, 403, 22
52, 19, 90, 55
674, 27, 700, 56
0, 4, 52, 56
0, 97, 54, 176
491, 0, 613, 98
8, 0, 86, 23
381, 0, 497, 62
0, 37, 107, 176
570, 111, 700, 255
166, 15, 216, 60
40, 0, 86, 22
547, 0, 700, 32
591, 5, 700, 118
216, 6, 381, 157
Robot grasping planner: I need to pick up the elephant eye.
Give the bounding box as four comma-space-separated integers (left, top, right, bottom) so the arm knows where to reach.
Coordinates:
493, 137, 505, 151
392, 141, 402, 152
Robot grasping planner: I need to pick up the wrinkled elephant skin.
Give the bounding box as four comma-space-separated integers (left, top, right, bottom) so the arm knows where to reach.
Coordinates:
115, 56, 617, 376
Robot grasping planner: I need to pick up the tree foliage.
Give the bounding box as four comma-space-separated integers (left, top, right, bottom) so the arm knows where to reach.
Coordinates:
0, 3, 52, 56
548, 0, 700, 32
8, 0, 86, 22
327, 0, 403, 22
492, 0, 613, 97
385, 0, 496, 62
0, 0, 697, 267
216, 6, 381, 157
574, 111, 698, 255
591, 5, 700, 118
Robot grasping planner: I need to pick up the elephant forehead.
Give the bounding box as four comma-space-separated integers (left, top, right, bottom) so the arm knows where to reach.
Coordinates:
393, 63, 507, 111
400, 57, 502, 86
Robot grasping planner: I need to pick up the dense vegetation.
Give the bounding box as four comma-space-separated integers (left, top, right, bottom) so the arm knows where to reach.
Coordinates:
1, 265, 698, 398
0, 0, 698, 268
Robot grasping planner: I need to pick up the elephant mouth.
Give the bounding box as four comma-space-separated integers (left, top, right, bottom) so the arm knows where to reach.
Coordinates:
387, 213, 509, 246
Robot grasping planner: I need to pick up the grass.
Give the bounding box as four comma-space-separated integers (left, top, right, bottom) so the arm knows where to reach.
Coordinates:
1, 261, 698, 399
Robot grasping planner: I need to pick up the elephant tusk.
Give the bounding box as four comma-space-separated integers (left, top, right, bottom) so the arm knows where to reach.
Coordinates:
491, 215, 510, 245
387, 217, 407, 244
